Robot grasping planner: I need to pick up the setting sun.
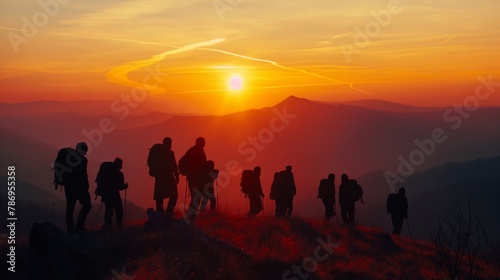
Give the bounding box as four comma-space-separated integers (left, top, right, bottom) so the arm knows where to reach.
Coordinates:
228, 75, 243, 91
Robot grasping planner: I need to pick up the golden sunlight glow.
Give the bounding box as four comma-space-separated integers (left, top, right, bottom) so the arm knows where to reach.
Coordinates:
228, 75, 243, 91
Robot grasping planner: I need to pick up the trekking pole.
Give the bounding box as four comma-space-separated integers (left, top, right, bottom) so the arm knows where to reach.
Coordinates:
406, 217, 412, 239
124, 188, 127, 228
92, 203, 103, 228
354, 208, 359, 226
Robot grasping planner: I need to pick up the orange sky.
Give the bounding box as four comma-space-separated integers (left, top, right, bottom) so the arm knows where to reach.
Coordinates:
1, 0, 500, 114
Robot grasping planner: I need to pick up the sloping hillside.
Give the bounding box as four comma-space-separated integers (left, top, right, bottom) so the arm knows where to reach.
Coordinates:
3, 213, 499, 280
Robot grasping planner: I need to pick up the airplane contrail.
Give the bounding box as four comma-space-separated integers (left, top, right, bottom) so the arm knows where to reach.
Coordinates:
106, 40, 370, 95
106, 38, 225, 92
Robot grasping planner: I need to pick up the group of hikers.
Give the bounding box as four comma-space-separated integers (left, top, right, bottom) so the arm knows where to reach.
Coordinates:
53, 137, 408, 235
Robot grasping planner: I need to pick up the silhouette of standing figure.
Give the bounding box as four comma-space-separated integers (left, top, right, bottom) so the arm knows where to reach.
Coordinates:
247, 166, 264, 218
339, 174, 355, 225
282, 165, 296, 217
153, 137, 180, 214
65, 142, 92, 232
200, 160, 218, 211
96, 158, 128, 228
390, 187, 408, 235
182, 137, 207, 212
318, 173, 336, 221
270, 171, 285, 217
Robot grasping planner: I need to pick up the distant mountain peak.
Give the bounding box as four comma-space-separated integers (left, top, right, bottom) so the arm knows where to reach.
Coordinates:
276, 95, 316, 107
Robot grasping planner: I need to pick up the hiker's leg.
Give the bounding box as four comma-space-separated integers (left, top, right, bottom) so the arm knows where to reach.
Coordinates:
156, 199, 164, 212
276, 199, 285, 217
104, 199, 113, 227
166, 186, 178, 214
114, 194, 123, 227
200, 196, 208, 211
247, 197, 253, 217
208, 186, 216, 210
209, 195, 216, 210
341, 205, 348, 224
392, 215, 403, 235
189, 186, 203, 211
76, 190, 92, 229
348, 205, 355, 225
288, 198, 293, 217
327, 203, 334, 219
322, 200, 328, 220
65, 188, 77, 232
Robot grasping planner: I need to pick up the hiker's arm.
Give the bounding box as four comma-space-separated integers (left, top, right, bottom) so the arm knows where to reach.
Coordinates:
119, 172, 127, 190
83, 159, 90, 188
172, 152, 179, 181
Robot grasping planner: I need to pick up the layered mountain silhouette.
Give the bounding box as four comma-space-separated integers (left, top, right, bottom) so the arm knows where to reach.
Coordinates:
1, 96, 499, 241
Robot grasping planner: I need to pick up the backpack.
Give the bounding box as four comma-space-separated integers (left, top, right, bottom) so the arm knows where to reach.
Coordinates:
147, 144, 164, 177
95, 162, 116, 197
240, 169, 254, 195
270, 171, 286, 200
318, 178, 330, 199
178, 154, 191, 176
350, 179, 363, 201
386, 193, 398, 214
53, 147, 77, 189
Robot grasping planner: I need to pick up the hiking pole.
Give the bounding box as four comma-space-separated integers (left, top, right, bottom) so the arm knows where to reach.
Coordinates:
354, 208, 359, 226
406, 217, 412, 239
92, 203, 103, 228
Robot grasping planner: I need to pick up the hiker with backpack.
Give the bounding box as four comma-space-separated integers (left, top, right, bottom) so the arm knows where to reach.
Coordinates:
179, 137, 207, 213
148, 137, 180, 214
269, 166, 296, 218
282, 165, 297, 217
318, 173, 336, 221
387, 187, 408, 235
338, 174, 363, 225
95, 158, 128, 229
200, 160, 218, 211
53, 142, 92, 232
241, 166, 264, 217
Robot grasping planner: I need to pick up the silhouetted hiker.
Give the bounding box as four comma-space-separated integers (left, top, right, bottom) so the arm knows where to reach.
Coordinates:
64, 142, 92, 232
244, 166, 264, 217
387, 187, 408, 235
318, 173, 336, 221
200, 160, 218, 211
338, 174, 363, 225
95, 158, 128, 228
282, 165, 297, 217
148, 137, 180, 214
179, 137, 207, 213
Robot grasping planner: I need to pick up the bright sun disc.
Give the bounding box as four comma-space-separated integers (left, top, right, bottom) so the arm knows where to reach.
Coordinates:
228, 75, 243, 91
